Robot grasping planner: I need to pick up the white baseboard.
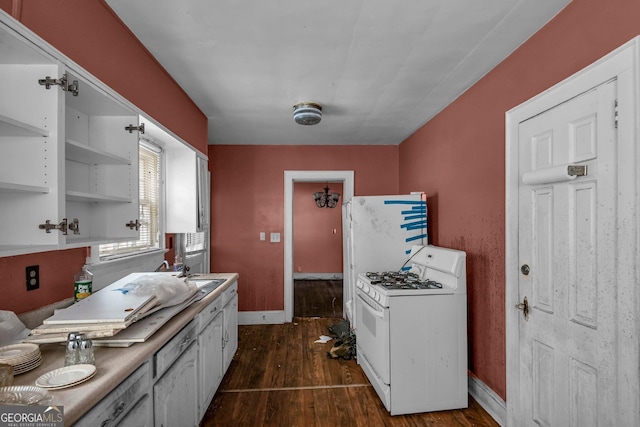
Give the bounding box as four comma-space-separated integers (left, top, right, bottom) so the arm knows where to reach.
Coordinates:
238, 311, 286, 325
293, 273, 343, 280
468, 375, 506, 426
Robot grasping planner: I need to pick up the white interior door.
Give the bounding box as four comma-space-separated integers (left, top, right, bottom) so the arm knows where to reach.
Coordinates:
517, 80, 618, 426
507, 38, 640, 427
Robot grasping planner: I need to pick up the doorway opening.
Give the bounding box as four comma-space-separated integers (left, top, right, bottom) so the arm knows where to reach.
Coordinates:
284, 171, 355, 323
292, 180, 344, 318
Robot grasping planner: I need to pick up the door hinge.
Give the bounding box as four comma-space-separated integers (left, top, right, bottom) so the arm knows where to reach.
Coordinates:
38, 73, 79, 96
39, 218, 80, 235
124, 123, 145, 134
125, 219, 140, 231
614, 99, 618, 129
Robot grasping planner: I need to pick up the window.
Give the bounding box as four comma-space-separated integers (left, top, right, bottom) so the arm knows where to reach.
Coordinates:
185, 231, 206, 253
99, 141, 161, 259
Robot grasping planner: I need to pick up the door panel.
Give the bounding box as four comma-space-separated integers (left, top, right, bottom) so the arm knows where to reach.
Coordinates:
518, 79, 617, 426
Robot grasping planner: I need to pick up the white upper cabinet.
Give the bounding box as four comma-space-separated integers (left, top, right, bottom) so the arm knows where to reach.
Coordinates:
141, 117, 209, 234
0, 12, 142, 256
0, 20, 64, 254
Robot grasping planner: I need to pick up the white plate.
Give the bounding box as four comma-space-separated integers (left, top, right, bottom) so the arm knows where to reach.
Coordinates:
13, 356, 42, 375
0, 386, 52, 405
0, 344, 39, 363
36, 370, 96, 391
35, 364, 96, 389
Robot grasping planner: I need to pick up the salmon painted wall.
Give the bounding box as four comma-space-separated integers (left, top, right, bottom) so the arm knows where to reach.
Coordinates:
209, 145, 398, 311
398, 0, 640, 401
293, 182, 343, 273
0, 0, 207, 314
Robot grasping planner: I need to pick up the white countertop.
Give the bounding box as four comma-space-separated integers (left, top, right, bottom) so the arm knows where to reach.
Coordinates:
10, 273, 239, 425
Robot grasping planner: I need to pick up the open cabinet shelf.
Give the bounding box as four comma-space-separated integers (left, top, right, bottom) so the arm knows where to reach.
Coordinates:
0, 114, 49, 137
66, 138, 131, 165
66, 190, 132, 203
0, 181, 50, 194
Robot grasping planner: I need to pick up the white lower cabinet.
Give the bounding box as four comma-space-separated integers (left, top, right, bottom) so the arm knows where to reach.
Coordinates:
154, 339, 199, 427
117, 393, 153, 427
197, 310, 223, 420
75, 281, 239, 426
222, 291, 238, 372
75, 362, 152, 427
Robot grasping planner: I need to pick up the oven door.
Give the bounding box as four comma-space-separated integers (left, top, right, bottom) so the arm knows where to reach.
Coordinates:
355, 289, 390, 385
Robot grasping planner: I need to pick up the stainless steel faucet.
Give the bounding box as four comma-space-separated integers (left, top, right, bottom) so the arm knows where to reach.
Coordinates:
177, 263, 191, 278
154, 260, 170, 272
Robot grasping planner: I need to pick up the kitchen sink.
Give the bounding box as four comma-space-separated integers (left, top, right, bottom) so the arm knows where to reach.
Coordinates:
192, 278, 225, 297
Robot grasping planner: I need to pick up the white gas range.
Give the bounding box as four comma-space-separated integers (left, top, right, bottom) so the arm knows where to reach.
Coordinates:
355, 244, 468, 415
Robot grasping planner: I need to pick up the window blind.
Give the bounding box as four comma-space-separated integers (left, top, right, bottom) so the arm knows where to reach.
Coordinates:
185, 231, 206, 253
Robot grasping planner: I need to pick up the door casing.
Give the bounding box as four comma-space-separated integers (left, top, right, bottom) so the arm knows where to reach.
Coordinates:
284, 170, 355, 322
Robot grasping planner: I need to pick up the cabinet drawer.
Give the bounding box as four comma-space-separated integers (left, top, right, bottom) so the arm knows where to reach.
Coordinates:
154, 320, 197, 378
75, 362, 151, 427
222, 280, 238, 306
196, 297, 222, 334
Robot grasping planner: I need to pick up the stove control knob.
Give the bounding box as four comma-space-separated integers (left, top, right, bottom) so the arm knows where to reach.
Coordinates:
374, 294, 380, 302
363, 284, 370, 292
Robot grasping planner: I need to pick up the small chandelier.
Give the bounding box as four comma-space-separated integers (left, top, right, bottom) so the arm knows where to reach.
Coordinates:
314, 183, 340, 208
293, 102, 322, 125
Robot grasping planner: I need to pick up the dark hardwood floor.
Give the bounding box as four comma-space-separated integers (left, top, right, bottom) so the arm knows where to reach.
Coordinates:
201, 316, 500, 426
294, 279, 343, 318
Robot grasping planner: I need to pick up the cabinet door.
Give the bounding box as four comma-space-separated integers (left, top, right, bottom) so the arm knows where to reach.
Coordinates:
116, 393, 152, 427
165, 147, 197, 233
154, 341, 199, 427
196, 155, 210, 230
0, 23, 64, 255
223, 294, 238, 372
198, 313, 223, 420
64, 71, 140, 247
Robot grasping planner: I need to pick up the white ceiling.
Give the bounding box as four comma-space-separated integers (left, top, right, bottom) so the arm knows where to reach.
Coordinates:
106, 0, 570, 145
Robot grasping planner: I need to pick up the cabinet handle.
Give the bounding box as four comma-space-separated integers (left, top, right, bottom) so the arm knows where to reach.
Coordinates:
101, 401, 126, 427
179, 333, 193, 350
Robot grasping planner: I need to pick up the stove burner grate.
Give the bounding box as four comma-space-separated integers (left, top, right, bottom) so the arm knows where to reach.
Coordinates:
365, 271, 443, 290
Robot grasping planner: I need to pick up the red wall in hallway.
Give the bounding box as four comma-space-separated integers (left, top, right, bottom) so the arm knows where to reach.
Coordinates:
293, 182, 344, 274
0, 1, 207, 314
399, 0, 640, 401
209, 145, 399, 312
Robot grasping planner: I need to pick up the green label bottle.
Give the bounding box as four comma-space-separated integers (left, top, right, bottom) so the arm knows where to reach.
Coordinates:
74, 263, 93, 302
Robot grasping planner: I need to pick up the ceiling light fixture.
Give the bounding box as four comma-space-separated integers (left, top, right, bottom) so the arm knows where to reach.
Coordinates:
314, 183, 340, 208
293, 102, 322, 125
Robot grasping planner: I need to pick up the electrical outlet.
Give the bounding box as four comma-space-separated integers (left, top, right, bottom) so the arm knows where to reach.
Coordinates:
26, 265, 39, 291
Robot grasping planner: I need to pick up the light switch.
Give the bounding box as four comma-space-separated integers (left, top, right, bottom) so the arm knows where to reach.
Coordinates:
260, 232, 266, 241
270, 232, 281, 243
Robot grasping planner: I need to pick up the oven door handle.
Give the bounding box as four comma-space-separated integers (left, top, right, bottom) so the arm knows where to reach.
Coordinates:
357, 291, 385, 319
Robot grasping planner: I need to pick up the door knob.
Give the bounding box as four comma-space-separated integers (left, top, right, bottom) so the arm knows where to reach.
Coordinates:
515, 296, 529, 321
